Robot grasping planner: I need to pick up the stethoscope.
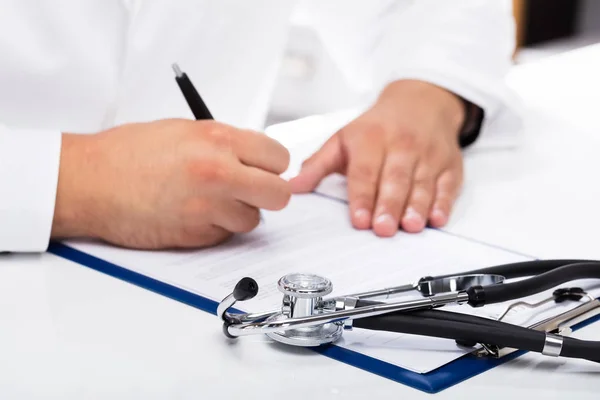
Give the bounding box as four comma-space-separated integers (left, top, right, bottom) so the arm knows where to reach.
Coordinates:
217, 259, 600, 362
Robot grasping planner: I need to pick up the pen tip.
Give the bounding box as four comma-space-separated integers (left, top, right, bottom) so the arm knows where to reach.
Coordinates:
172, 63, 183, 78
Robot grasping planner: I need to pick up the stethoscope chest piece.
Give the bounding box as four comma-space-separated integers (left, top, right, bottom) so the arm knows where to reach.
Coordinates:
265, 273, 343, 347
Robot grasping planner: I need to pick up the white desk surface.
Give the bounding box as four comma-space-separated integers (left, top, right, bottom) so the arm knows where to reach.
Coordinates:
2, 45, 600, 399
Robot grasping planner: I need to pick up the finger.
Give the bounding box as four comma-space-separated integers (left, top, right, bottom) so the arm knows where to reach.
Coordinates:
212, 200, 262, 234
231, 129, 291, 174
429, 164, 463, 228
371, 148, 418, 237
400, 163, 437, 233
231, 165, 292, 211
289, 134, 343, 193
345, 133, 385, 230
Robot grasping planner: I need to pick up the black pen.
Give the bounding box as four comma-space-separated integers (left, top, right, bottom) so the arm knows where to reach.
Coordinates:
172, 63, 265, 224
172, 63, 213, 120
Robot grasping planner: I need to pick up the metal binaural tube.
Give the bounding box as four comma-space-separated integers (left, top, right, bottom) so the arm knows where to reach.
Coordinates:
341, 274, 504, 301
226, 291, 469, 337
343, 284, 416, 300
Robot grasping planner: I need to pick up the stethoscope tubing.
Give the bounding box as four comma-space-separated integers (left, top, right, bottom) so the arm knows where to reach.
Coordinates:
351, 260, 600, 362
465, 261, 600, 307
352, 304, 600, 362
218, 259, 600, 362
457, 259, 599, 280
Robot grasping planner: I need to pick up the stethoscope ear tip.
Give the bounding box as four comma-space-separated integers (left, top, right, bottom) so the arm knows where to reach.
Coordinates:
233, 277, 259, 301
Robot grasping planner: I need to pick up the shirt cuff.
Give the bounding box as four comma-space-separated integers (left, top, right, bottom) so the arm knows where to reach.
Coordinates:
0, 126, 62, 252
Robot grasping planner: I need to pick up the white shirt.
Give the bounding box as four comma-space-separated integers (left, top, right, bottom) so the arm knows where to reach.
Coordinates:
0, 0, 516, 252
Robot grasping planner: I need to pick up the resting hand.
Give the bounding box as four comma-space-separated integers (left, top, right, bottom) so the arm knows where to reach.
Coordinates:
290, 80, 466, 236
52, 119, 291, 249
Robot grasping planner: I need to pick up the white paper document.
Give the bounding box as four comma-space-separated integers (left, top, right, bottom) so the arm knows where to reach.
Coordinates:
62, 191, 600, 374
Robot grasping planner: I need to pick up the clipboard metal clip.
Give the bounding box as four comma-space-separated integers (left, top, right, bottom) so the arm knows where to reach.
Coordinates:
474, 288, 600, 359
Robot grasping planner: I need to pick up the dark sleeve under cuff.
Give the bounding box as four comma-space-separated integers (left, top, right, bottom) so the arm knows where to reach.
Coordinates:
458, 99, 485, 148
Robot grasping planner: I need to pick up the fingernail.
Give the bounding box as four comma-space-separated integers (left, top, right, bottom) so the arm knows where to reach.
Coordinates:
431, 208, 447, 226
404, 207, 422, 221
373, 213, 397, 236
402, 207, 425, 231
353, 209, 371, 228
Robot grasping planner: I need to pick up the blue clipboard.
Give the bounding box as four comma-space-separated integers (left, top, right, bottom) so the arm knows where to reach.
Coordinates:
47, 241, 600, 394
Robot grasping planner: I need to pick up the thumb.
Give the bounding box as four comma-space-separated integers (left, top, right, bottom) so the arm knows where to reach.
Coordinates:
289, 134, 344, 193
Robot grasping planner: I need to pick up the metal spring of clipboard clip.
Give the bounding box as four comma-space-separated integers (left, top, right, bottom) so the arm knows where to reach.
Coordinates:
472, 288, 600, 358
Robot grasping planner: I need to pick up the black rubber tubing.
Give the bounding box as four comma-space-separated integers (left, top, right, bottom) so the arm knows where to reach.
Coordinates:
562, 336, 600, 360
352, 310, 600, 362
356, 300, 529, 333
438, 259, 597, 280
353, 312, 546, 353
469, 262, 600, 306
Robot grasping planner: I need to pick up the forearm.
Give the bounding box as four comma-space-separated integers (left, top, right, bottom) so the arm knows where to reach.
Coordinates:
377, 79, 466, 135
51, 133, 98, 240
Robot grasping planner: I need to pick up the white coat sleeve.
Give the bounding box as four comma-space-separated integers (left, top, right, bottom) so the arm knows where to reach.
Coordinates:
301, 0, 516, 126
376, 0, 516, 122
0, 125, 62, 252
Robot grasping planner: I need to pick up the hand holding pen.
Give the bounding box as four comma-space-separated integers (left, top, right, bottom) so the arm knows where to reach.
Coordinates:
171, 63, 288, 223
50, 65, 290, 250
